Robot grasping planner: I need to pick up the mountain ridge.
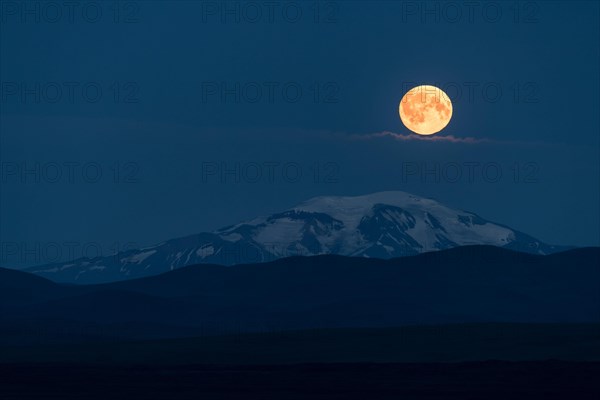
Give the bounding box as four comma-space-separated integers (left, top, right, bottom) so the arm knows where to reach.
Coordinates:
23, 191, 572, 284
1, 246, 598, 342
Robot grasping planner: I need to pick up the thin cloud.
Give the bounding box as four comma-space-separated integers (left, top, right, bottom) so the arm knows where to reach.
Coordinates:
356, 131, 493, 144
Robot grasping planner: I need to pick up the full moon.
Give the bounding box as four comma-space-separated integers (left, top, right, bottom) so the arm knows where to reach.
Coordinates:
399, 85, 453, 135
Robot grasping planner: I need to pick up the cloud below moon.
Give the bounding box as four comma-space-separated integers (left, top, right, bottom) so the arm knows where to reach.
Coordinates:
348, 131, 556, 147
355, 131, 492, 144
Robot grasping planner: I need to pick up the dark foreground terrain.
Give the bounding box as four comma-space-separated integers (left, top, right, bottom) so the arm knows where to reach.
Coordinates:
2, 248, 598, 398
2, 324, 599, 364
1, 361, 599, 400
1, 325, 599, 399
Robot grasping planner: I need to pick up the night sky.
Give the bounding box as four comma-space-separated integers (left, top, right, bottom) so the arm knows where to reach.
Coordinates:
1, 1, 598, 268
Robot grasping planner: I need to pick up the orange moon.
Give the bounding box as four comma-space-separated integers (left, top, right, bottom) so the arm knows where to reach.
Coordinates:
399, 85, 453, 135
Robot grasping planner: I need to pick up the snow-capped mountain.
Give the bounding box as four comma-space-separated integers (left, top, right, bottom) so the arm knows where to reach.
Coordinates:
26, 191, 568, 283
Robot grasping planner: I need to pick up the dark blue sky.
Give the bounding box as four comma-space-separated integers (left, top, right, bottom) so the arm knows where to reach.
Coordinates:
1, 1, 598, 267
